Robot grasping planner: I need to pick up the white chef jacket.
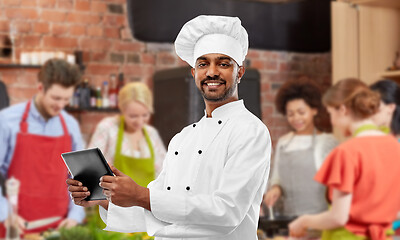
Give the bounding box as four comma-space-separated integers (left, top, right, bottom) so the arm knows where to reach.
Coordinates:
100, 100, 271, 240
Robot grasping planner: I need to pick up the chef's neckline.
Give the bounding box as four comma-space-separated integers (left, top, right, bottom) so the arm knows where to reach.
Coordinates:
203, 99, 244, 119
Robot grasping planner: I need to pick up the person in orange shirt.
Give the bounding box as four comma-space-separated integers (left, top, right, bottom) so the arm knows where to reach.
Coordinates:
289, 78, 400, 240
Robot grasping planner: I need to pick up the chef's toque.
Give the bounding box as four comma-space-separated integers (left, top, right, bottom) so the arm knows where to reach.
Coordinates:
174, 15, 249, 67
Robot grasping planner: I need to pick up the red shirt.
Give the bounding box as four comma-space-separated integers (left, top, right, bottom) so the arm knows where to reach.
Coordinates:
315, 135, 400, 238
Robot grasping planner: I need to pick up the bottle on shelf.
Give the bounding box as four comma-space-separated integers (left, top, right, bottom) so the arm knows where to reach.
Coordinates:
116, 73, 125, 107
79, 79, 91, 109
90, 87, 97, 108
117, 73, 124, 93
109, 74, 118, 109
102, 81, 109, 108
96, 86, 102, 109
72, 88, 80, 109
6, 177, 20, 240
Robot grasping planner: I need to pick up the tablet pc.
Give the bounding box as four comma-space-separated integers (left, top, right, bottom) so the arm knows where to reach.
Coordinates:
62, 148, 114, 201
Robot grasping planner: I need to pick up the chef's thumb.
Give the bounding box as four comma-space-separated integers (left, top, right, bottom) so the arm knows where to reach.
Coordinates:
111, 165, 125, 177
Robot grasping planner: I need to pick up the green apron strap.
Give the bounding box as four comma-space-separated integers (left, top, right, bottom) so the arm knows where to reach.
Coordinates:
113, 117, 156, 187
353, 124, 389, 137
115, 115, 124, 159
143, 127, 155, 160
322, 227, 393, 240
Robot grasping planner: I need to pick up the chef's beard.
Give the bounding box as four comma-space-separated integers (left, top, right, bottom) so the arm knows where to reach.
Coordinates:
199, 75, 239, 102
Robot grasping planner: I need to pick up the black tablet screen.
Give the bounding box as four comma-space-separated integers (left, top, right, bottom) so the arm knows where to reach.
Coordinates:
62, 148, 114, 201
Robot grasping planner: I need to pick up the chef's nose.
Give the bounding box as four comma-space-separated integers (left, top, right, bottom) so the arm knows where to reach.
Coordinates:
206, 63, 220, 78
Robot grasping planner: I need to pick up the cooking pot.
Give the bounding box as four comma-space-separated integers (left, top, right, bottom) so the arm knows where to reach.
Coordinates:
258, 215, 297, 237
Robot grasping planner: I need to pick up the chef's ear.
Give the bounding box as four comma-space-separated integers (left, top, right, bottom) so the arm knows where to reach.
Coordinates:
237, 66, 245, 83
191, 68, 195, 79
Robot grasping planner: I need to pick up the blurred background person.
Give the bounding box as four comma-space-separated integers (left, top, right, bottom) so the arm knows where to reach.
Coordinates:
289, 78, 400, 240
263, 77, 338, 218
88, 82, 166, 187
370, 79, 400, 139
86, 82, 166, 229
0, 59, 85, 236
370, 79, 400, 233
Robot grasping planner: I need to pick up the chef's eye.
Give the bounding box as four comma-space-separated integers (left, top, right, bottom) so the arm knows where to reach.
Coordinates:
197, 62, 208, 68
219, 62, 231, 67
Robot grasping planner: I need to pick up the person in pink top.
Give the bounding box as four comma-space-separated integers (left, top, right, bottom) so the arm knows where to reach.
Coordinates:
289, 78, 400, 240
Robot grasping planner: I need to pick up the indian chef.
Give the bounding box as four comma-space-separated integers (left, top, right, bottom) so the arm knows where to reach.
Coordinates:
0, 59, 85, 235
67, 15, 271, 240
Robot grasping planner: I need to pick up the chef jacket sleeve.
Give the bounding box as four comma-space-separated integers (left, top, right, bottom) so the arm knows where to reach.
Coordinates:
147, 123, 271, 237
101, 153, 170, 232
101, 204, 147, 233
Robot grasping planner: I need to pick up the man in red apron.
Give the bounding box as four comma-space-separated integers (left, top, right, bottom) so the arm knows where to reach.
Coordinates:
0, 59, 85, 236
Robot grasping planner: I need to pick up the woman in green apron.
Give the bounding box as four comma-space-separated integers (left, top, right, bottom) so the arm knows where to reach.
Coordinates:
289, 78, 400, 240
87, 82, 166, 228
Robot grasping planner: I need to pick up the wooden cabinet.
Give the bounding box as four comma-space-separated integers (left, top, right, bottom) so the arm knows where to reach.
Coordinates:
348, 0, 400, 8
332, 0, 400, 84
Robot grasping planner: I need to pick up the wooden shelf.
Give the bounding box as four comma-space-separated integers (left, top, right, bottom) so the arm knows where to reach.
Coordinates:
380, 70, 400, 79
66, 107, 119, 113
0, 63, 86, 71
346, 0, 400, 8
0, 64, 41, 69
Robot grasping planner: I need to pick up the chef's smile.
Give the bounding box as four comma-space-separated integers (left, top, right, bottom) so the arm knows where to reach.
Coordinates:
202, 80, 226, 91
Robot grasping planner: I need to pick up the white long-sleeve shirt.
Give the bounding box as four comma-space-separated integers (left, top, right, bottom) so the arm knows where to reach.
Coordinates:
269, 132, 338, 187
100, 100, 271, 240
0, 187, 7, 221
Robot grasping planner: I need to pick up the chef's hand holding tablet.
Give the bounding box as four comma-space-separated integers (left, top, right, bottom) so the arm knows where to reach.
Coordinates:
66, 178, 108, 209
63, 148, 114, 210
99, 166, 150, 210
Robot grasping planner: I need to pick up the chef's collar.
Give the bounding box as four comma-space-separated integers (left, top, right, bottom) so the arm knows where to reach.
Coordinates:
205, 100, 244, 119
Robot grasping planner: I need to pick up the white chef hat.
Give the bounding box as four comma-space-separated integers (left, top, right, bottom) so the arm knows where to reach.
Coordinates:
174, 15, 249, 67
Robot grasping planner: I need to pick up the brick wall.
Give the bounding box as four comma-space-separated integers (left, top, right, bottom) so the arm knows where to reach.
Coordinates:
0, 0, 331, 146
